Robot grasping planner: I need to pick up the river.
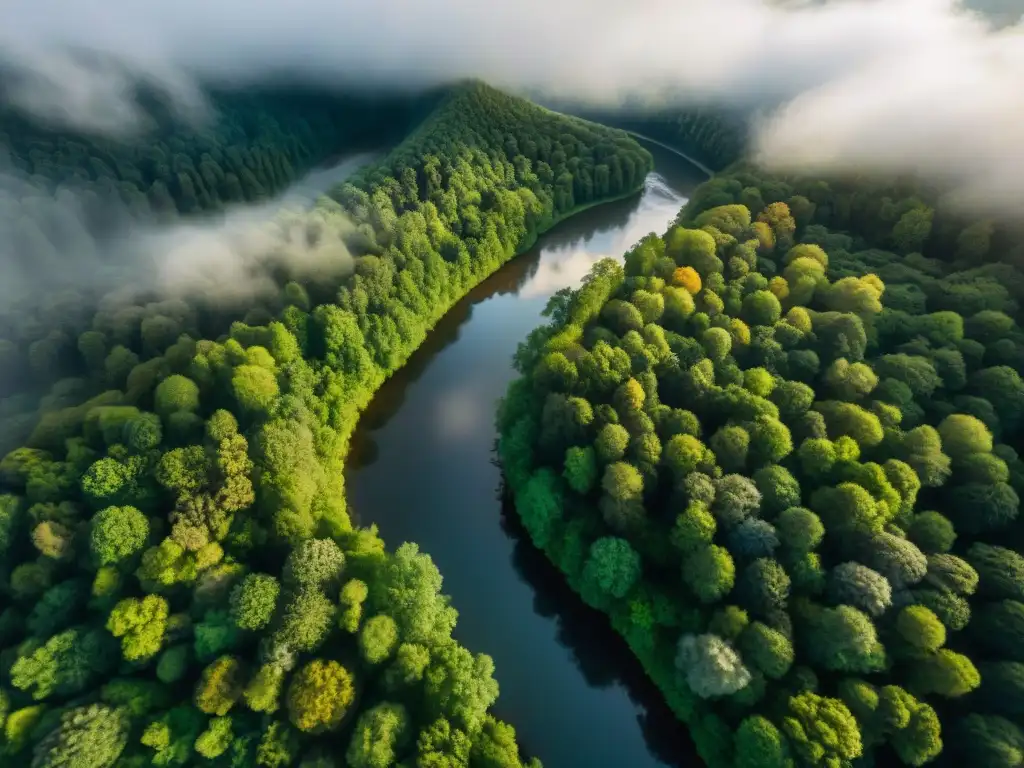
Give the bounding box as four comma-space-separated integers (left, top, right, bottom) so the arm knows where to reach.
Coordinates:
346, 142, 707, 767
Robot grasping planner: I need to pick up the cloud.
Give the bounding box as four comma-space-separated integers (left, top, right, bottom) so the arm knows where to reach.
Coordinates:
0, 0, 1021, 212
0, 152, 378, 311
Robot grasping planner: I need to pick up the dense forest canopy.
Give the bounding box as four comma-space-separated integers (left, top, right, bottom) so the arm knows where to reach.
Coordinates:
500, 150, 1024, 767
0, 81, 653, 768
565, 106, 748, 172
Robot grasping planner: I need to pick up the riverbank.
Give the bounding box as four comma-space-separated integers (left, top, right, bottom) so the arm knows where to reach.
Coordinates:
347, 142, 708, 767
330, 176, 654, 481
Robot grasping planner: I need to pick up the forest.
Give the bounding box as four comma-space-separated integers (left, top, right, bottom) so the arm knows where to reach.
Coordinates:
499, 143, 1024, 768
0, 82, 653, 767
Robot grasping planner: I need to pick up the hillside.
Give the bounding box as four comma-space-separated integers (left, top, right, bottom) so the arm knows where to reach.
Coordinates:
0, 83, 652, 768
501, 164, 1024, 767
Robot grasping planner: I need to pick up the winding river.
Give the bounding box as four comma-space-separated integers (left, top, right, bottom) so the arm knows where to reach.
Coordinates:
347, 142, 707, 767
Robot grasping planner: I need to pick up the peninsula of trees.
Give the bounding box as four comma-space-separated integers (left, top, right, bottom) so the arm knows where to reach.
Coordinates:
500, 159, 1024, 767
0, 82, 653, 767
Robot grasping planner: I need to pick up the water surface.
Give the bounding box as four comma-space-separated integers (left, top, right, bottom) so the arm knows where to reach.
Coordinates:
348, 143, 707, 767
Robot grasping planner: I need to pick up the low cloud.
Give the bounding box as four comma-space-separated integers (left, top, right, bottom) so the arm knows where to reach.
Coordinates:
0, 152, 378, 311
0, 0, 1021, 212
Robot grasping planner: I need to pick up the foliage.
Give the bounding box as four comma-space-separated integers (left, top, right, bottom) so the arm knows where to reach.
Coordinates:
0, 81, 639, 768
501, 167, 1024, 768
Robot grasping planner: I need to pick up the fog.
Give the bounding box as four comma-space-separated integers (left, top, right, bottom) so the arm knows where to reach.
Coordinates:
0, 153, 378, 310
0, 0, 1021, 210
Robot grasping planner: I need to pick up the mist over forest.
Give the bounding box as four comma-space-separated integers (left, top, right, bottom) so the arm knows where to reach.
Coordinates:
2, 3, 1024, 768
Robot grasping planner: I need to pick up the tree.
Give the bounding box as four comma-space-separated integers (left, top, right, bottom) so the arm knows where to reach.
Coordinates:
702, 327, 732, 361
743, 290, 783, 326
346, 702, 410, 768
274, 588, 334, 652
712, 474, 761, 526
231, 365, 279, 414
683, 544, 735, 604
676, 633, 752, 698
671, 502, 717, 553
938, 413, 993, 458
595, 423, 630, 464
805, 604, 886, 673
665, 434, 709, 478
11, 628, 114, 700
924, 553, 978, 595
948, 482, 1019, 534
602, 462, 643, 501
710, 426, 750, 473
907, 511, 956, 554
194, 716, 233, 759
230, 573, 280, 630
416, 717, 471, 767
256, 720, 299, 768
154, 375, 200, 416
753, 465, 800, 515
563, 446, 597, 494
282, 538, 345, 591
967, 543, 1024, 601
339, 578, 369, 634
739, 558, 791, 617
581, 537, 641, 608
727, 518, 780, 558
776, 507, 824, 552
31, 704, 128, 768
195, 655, 244, 715
244, 663, 285, 714
861, 532, 928, 589
360, 615, 399, 664
287, 659, 355, 733
896, 606, 946, 652
371, 542, 457, 648
909, 649, 980, 698
734, 715, 794, 768
740, 622, 794, 680
954, 714, 1024, 768
470, 716, 531, 768
891, 207, 933, 253
781, 692, 862, 767
827, 562, 892, 617
424, 641, 499, 734
89, 505, 148, 565
107, 595, 169, 661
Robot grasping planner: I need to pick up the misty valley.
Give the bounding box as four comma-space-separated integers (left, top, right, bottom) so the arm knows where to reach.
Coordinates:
2, 6, 1024, 767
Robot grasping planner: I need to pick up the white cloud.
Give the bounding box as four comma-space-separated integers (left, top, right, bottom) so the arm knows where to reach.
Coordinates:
0, 0, 1020, 211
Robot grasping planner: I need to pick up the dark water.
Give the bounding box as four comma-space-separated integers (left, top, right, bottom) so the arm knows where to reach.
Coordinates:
347, 143, 707, 767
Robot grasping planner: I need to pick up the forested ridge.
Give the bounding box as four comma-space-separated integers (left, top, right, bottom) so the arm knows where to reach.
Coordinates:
500, 158, 1024, 767
0, 88, 424, 218
568, 107, 747, 173
0, 81, 653, 768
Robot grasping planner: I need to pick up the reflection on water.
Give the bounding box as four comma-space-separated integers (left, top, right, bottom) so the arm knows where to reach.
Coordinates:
347, 142, 707, 768
501, 491, 700, 767
517, 174, 686, 300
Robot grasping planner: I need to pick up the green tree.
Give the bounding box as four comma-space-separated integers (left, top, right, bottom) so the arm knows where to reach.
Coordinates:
154, 375, 200, 416
360, 615, 399, 665
31, 704, 128, 768
345, 702, 410, 768
287, 659, 355, 733
734, 715, 794, 768
90, 505, 148, 565
195, 655, 244, 716
229, 573, 280, 630
781, 692, 862, 767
